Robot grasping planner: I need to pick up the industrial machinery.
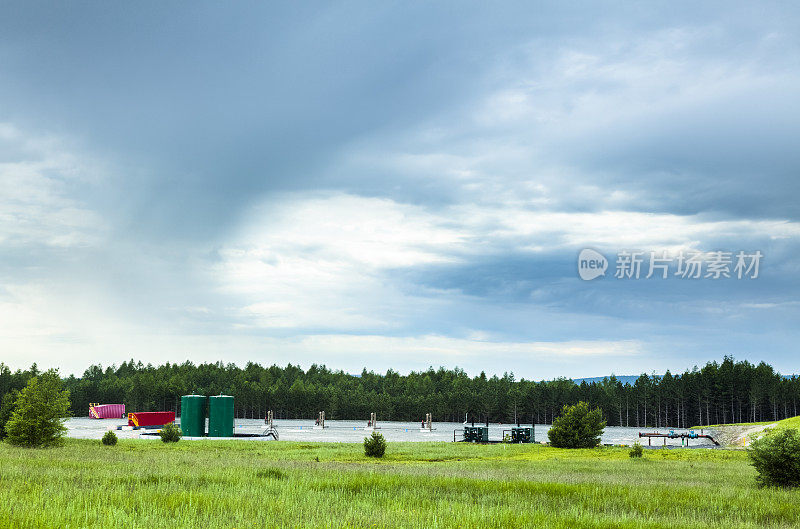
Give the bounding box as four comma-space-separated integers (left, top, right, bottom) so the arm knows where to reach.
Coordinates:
463, 425, 489, 442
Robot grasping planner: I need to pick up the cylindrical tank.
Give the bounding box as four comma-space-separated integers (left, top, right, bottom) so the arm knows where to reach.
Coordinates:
208, 395, 234, 437
180, 395, 206, 437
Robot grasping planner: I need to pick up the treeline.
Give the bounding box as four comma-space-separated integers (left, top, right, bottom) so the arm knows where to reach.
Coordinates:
0, 357, 798, 427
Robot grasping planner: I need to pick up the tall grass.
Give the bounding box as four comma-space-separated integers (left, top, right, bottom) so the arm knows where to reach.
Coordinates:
1, 439, 798, 528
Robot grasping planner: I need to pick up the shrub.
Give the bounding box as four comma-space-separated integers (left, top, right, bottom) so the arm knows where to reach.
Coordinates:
6, 370, 71, 447
547, 401, 606, 449
363, 431, 386, 457
0, 390, 19, 440
629, 442, 644, 458
159, 422, 182, 443
102, 430, 118, 446
256, 468, 286, 480
748, 428, 800, 487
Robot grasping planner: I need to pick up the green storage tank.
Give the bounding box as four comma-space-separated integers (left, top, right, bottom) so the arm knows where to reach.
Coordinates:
180, 395, 206, 437
208, 395, 234, 437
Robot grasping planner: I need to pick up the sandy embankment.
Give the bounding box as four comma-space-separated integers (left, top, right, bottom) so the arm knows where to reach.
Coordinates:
708, 423, 775, 448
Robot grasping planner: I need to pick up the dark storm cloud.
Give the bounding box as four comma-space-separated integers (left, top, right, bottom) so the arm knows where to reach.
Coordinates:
4, 3, 793, 232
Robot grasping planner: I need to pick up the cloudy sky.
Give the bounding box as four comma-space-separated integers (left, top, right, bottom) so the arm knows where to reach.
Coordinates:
1, 2, 799, 378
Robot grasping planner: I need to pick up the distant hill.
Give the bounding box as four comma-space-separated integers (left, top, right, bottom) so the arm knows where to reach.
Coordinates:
574, 374, 796, 385
573, 375, 642, 385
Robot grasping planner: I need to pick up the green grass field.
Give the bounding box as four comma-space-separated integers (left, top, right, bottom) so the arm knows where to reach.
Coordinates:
1, 439, 798, 528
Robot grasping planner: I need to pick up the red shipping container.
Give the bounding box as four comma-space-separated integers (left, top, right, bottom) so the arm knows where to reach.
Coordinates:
128, 411, 175, 427
89, 404, 126, 419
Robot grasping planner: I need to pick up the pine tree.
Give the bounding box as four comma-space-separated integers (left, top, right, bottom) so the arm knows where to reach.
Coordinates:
6, 370, 71, 447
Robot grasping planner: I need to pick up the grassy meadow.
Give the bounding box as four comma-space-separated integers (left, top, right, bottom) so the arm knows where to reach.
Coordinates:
1, 439, 799, 529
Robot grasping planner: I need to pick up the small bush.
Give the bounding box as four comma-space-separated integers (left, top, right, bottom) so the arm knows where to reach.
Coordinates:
748, 428, 800, 487
101, 430, 118, 446
256, 468, 286, 480
159, 422, 182, 443
629, 442, 643, 458
363, 431, 386, 458
547, 401, 606, 449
